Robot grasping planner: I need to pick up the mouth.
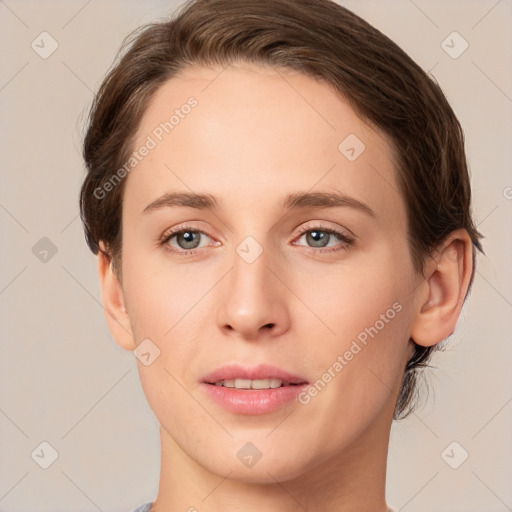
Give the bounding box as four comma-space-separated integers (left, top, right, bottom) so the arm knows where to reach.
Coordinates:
207, 378, 301, 389
200, 364, 309, 415
202, 363, 308, 387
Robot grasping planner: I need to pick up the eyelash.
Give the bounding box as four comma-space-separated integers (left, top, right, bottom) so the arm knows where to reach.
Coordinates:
159, 224, 214, 257
294, 224, 354, 254
159, 223, 354, 256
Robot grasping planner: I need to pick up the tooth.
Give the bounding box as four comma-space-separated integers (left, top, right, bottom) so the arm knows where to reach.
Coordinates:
234, 378, 252, 389
269, 379, 282, 388
251, 378, 271, 389
214, 378, 288, 389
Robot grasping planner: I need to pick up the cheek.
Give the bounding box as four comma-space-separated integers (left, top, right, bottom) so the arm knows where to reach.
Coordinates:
293, 251, 412, 343
121, 243, 206, 339
291, 249, 414, 403
120, 247, 219, 393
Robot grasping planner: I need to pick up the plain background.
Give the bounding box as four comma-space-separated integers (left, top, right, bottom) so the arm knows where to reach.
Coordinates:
0, 1, 511, 511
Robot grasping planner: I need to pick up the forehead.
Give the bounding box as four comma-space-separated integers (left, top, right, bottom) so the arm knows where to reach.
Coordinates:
125, 63, 403, 223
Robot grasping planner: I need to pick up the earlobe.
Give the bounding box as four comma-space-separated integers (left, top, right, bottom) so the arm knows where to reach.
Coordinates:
410, 229, 474, 348
97, 245, 135, 351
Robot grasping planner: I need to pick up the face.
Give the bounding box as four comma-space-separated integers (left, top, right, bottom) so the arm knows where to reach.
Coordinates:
118, 63, 419, 482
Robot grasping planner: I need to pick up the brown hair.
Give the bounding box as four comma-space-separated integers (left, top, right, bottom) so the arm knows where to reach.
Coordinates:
80, 0, 483, 419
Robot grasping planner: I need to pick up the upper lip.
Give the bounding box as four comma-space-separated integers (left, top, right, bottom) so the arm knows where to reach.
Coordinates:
202, 364, 308, 385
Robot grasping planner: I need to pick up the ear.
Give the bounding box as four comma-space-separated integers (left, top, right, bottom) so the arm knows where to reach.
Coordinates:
410, 229, 474, 347
97, 244, 135, 351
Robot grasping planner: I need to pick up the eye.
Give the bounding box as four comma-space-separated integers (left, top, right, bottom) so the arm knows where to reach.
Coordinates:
160, 225, 216, 255
293, 224, 354, 253
159, 223, 353, 256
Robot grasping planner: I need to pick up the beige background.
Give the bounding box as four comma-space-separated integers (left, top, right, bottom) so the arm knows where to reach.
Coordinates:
1, 1, 511, 511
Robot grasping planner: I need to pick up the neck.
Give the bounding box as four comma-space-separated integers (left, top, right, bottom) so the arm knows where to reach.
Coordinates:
151, 411, 392, 512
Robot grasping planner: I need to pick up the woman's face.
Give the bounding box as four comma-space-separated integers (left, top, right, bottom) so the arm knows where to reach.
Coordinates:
118, 63, 419, 482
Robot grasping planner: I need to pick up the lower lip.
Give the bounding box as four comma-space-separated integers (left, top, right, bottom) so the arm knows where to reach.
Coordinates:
200, 383, 309, 415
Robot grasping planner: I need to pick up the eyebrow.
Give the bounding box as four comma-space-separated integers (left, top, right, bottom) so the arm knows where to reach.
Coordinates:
143, 192, 219, 213
283, 191, 375, 217
142, 191, 375, 217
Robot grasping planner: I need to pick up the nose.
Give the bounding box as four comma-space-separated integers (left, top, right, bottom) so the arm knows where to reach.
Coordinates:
216, 240, 290, 341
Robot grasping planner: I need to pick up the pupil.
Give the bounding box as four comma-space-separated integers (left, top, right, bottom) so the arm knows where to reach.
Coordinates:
178, 231, 200, 249
307, 230, 328, 248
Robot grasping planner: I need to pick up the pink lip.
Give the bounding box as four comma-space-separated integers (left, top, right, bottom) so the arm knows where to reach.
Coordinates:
200, 364, 309, 415
202, 363, 308, 385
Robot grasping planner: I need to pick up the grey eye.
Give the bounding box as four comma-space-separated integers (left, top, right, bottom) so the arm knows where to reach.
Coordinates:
304, 230, 330, 248
175, 231, 202, 249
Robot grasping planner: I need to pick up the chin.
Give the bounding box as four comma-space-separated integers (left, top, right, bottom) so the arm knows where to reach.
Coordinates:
195, 443, 317, 484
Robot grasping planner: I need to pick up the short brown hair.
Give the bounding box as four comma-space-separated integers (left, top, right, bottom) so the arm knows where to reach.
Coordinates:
80, 0, 483, 419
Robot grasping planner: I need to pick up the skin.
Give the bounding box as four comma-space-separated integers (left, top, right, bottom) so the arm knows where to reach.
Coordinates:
98, 63, 473, 512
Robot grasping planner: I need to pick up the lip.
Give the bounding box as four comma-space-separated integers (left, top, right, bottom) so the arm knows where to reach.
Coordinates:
202, 363, 308, 385
200, 364, 309, 415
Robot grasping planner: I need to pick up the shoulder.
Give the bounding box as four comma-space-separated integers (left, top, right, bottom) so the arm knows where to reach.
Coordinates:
132, 503, 394, 511
130, 503, 153, 512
